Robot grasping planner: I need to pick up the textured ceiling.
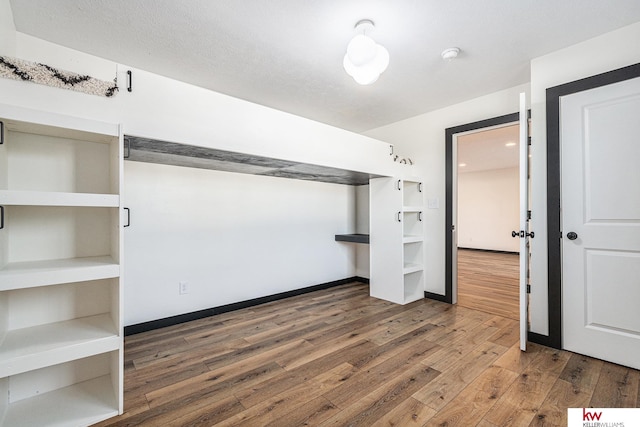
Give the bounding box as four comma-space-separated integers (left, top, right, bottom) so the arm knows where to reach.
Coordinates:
8, 1, 640, 132
457, 125, 519, 173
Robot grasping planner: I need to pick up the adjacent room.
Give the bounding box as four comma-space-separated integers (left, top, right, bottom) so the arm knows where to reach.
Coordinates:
456, 124, 520, 320
1, 1, 640, 426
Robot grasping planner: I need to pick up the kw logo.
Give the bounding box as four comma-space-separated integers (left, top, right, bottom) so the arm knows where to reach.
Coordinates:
583, 408, 603, 421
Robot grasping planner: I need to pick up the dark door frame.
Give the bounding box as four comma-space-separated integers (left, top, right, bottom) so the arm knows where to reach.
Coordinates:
442, 64, 640, 349
440, 112, 520, 304
544, 62, 640, 350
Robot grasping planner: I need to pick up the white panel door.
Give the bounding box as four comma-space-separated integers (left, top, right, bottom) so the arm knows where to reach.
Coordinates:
561, 76, 640, 369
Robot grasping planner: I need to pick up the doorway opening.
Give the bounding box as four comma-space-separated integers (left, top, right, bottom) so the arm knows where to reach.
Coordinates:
443, 112, 523, 308
455, 124, 520, 320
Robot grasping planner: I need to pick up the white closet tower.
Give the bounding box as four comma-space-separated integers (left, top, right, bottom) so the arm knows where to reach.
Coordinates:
370, 177, 425, 304
0, 104, 124, 426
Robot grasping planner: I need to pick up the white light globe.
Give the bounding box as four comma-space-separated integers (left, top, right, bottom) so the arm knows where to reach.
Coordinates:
374, 44, 389, 73
346, 34, 377, 66
343, 22, 389, 85
344, 54, 380, 85
343, 54, 357, 76
352, 68, 380, 85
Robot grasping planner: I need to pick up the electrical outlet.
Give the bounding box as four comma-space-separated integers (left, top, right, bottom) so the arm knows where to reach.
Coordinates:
179, 281, 189, 295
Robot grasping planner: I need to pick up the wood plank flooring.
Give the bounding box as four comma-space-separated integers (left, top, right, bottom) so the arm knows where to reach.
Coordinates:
96, 282, 640, 427
457, 249, 519, 320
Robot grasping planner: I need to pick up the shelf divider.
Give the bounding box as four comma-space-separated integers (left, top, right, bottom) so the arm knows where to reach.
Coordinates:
0, 256, 119, 291
0, 314, 119, 378
1, 375, 118, 427
0, 190, 119, 207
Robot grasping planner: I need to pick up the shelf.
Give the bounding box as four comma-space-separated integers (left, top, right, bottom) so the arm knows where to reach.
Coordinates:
0, 105, 123, 425
0, 257, 119, 291
403, 270, 424, 304
0, 314, 119, 378
403, 262, 423, 275
0, 314, 120, 378
403, 235, 423, 244
0, 106, 119, 141
404, 288, 423, 304
0, 190, 119, 207
1, 120, 119, 195
402, 206, 422, 212
1, 375, 118, 427
335, 233, 370, 244
403, 180, 423, 208
125, 135, 382, 186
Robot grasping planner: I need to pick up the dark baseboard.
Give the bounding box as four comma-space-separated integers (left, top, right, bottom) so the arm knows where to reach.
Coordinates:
124, 276, 369, 336
528, 331, 559, 349
424, 291, 450, 303
458, 247, 519, 255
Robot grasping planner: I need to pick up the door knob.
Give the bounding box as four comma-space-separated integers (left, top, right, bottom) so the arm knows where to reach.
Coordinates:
512, 230, 534, 238
567, 231, 578, 240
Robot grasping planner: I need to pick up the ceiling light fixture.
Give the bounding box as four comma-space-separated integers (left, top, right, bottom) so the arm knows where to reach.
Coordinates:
441, 47, 460, 60
343, 19, 389, 85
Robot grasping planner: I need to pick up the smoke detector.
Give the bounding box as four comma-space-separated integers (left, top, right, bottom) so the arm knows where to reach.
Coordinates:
441, 47, 460, 60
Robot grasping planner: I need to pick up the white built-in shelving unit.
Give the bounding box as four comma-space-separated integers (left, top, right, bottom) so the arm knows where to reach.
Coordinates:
0, 104, 123, 427
370, 177, 425, 304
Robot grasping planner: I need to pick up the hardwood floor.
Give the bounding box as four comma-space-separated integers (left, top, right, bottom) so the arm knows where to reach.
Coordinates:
457, 249, 519, 320
96, 282, 640, 427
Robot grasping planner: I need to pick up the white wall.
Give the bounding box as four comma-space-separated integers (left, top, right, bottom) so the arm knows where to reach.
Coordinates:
366, 20, 640, 338
1, 33, 405, 179
8, 4, 638, 335
124, 162, 355, 325
458, 167, 519, 252
0, 0, 15, 56
355, 185, 370, 279
365, 83, 530, 295
528, 21, 640, 335
0, 29, 404, 326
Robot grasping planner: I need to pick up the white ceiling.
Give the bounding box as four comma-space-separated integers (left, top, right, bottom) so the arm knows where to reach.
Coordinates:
8, 1, 640, 132
457, 124, 519, 173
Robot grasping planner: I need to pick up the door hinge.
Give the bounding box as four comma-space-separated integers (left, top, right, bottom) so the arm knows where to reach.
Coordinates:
526, 284, 531, 294
527, 210, 532, 220
528, 136, 532, 146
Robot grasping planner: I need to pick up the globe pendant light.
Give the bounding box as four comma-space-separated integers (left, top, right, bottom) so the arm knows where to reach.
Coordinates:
343, 19, 389, 85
